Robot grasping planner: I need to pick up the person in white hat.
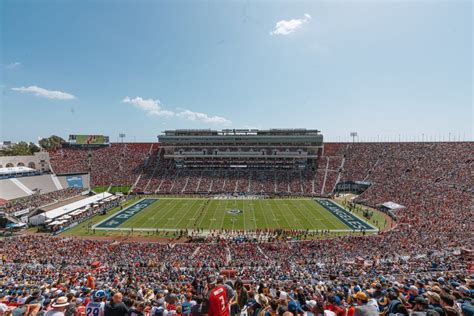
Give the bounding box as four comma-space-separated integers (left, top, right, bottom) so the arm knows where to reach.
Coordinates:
45, 296, 69, 316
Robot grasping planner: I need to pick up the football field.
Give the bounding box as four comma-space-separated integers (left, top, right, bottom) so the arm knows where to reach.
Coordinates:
92, 198, 377, 232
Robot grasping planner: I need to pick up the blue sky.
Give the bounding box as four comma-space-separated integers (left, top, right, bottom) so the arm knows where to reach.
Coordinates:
1, 0, 472, 143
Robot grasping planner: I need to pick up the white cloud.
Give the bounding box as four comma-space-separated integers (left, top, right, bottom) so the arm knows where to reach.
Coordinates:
123, 96, 232, 125
177, 110, 232, 125
5, 62, 22, 69
11, 85, 75, 100
270, 13, 312, 36
123, 96, 174, 117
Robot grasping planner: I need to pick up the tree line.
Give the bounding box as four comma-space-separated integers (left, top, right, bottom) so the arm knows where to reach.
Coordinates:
0, 135, 66, 157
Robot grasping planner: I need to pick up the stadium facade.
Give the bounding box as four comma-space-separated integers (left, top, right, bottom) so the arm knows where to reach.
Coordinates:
158, 129, 323, 169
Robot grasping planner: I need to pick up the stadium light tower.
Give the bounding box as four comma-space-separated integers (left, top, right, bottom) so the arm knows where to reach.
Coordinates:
350, 132, 358, 143
119, 133, 126, 143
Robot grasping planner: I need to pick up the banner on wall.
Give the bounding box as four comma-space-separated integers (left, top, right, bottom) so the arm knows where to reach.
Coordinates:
66, 176, 84, 188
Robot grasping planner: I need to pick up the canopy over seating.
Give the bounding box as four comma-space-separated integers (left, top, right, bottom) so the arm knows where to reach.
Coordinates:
380, 201, 405, 210
29, 192, 112, 225
0, 166, 37, 176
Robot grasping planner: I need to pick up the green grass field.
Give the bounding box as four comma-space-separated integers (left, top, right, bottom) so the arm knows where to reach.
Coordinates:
88, 198, 377, 233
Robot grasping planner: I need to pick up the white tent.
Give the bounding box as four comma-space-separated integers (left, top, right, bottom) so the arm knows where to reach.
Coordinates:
381, 201, 405, 210
70, 209, 86, 216
0, 166, 37, 176
29, 192, 113, 225
48, 220, 68, 226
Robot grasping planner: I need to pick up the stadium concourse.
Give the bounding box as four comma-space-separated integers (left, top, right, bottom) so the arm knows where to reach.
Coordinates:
1, 141, 473, 316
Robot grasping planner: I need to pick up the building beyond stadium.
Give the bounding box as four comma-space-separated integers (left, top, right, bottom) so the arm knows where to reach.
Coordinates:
158, 129, 323, 169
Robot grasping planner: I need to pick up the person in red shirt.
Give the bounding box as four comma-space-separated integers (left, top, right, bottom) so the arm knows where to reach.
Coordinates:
325, 294, 345, 316
76, 298, 86, 316
203, 275, 234, 316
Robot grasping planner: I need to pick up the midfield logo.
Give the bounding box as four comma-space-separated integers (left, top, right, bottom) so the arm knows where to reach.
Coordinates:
227, 209, 242, 215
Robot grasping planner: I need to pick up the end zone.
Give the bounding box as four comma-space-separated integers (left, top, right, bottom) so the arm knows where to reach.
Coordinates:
316, 199, 378, 232
93, 198, 158, 229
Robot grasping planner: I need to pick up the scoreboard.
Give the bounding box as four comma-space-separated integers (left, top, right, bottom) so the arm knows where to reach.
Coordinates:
69, 135, 110, 146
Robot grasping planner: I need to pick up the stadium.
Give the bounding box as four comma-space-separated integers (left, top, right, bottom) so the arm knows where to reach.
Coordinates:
1, 129, 472, 314
1, 1, 473, 316
2, 129, 390, 237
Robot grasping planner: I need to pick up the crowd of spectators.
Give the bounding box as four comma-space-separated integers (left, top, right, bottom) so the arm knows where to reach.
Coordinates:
48, 142, 472, 201
2, 141, 473, 315
134, 147, 162, 192
49, 144, 154, 188
49, 148, 90, 175
342, 142, 472, 192
1, 188, 82, 215
338, 143, 473, 251
1, 234, 472, 316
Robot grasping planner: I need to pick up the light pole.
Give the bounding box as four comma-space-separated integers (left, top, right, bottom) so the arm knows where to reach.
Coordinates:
350, 132, 358, 144
119, 133, 126, 143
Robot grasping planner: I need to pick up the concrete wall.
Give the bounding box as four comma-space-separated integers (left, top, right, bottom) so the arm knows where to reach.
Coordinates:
0, 152, 50, 172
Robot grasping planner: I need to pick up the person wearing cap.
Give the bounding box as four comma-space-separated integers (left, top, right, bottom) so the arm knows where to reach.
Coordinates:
416, 281, 426, 296
426, 291, 445, 316
325, 294, 344, 316
270, 290, 288, 316
456, 286, 471, 299
45, 296, 69, 316
286, 301, 299, 316
202, 275, 234, 316
249, 293, 268, 316
384, 289, 408, 316
432, 286, 443, 295
76, 298, 86, 316
438, 294, 459, 316
305, 300, 324, 316
412, 296, 438, 315
405, 285, 420, 308
353, 292, 378, 316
